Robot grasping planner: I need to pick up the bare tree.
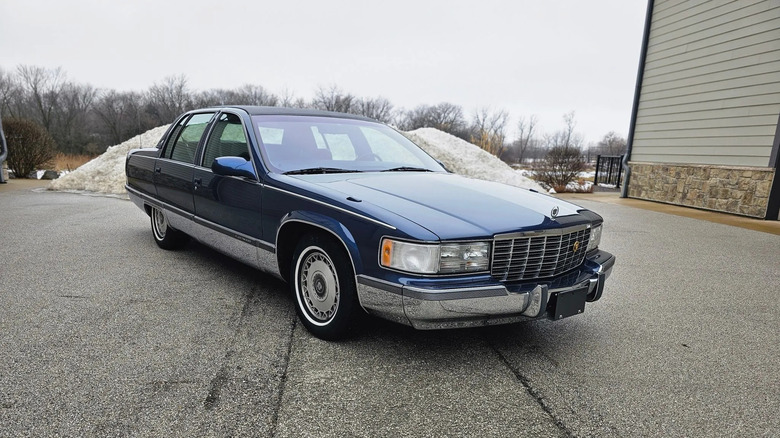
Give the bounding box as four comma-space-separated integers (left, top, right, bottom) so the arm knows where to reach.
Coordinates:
355, 96, 394, 123
397, 105, 431, 130
535, 112, 586, 191
312, 87, 394, 122
398, 102, 467, 138
595, 131, 626, 156
193, 89, 226, 107
195, 84, 279, 107
278, 88, 307, 108
544, 111, 583, 150
52, 82, 97, 153
513, 115, 538, 164
236, 84, 278, 106
312, 85, 355, 113
145, 75, 193, 125
469, 107, 509, 156
429, 102, 467, 136
16, 65, 66, 132
93, 90, 143, 146
0, 68, 23, 118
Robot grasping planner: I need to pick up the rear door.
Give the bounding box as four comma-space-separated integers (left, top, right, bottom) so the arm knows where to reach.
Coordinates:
154, 112, 216, 215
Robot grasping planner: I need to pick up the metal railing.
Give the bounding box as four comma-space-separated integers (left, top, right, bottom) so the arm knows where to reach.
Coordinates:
594, 155, 624, 188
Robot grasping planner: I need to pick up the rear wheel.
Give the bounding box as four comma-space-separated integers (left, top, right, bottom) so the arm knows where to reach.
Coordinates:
150, 206, 189, 250
291, 233, 357, 340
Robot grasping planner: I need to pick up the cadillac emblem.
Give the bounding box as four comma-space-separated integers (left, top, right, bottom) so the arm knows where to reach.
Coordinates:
551, 206, 559, 219
573, 241, 581, 252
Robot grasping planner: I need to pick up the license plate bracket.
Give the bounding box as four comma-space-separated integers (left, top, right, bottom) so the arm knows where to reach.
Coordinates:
550, 286, 588, 320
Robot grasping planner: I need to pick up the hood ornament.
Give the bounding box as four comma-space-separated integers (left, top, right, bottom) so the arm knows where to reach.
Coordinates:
551, 206, 560, 219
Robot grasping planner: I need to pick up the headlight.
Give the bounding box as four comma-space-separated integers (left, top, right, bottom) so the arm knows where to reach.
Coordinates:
381, 239, 439, 274
380, 239, 491, 274
439, 242, 490, 273
587, 225, 602, 252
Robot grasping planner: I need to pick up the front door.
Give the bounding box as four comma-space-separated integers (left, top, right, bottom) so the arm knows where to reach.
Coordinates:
192, 112, 264, 243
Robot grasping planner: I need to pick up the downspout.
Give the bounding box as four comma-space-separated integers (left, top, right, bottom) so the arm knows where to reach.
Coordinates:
621, 0, 654, 198
0, 113, 7, 184
765, 112, 780, 219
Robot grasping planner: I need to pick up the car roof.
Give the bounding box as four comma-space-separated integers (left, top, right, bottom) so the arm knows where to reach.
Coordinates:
199, 105, 377, 122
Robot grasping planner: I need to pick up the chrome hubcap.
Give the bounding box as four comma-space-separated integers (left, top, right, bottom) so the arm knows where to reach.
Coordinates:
153, 208, 167, 239
299, 251, 339, 322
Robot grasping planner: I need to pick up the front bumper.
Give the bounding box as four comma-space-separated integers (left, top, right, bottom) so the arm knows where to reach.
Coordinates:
356, 250, 615, 330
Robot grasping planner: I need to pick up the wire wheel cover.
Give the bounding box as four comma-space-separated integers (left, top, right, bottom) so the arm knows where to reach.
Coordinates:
299, 251, 340, 322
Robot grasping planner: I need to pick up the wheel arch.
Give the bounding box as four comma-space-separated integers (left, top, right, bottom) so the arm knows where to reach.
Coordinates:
276, 212, 363, 284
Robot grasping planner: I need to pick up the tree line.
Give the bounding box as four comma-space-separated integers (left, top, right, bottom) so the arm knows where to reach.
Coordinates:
0, 65, 626, 162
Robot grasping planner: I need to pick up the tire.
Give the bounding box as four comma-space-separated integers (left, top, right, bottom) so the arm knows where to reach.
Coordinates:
150, 206, 189, 250
291, 233, 358, 341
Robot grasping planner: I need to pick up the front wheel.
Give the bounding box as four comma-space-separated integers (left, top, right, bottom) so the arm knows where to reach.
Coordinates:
150, 206, 189, 250
291, 234, 357, 340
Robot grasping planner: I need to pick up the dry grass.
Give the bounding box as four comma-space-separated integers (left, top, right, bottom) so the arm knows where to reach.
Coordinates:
552, 178, 595, 194
53, 153, 95, 172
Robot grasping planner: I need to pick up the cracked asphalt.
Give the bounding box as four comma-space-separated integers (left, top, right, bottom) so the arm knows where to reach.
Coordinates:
1, 185, 778, 437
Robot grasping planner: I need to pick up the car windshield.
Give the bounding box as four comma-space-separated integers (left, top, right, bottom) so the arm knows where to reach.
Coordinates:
252, 115, 446, 174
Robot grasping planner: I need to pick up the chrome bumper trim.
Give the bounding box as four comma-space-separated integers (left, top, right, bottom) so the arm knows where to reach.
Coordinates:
356, 251, 615, 330
403, 285, 508, 301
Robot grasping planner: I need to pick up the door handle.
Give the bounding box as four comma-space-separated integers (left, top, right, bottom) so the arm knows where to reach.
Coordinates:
193, 177, 202, 185
154, 167, 161, 173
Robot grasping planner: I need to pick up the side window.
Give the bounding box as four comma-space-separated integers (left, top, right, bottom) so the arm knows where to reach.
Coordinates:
201, 113, 250, 168
161, 118, 186, 158
164, 113, 215, 163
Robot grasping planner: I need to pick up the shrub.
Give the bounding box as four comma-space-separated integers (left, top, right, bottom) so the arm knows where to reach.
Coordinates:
533, 146, 586, 191
2, 118, 55, 178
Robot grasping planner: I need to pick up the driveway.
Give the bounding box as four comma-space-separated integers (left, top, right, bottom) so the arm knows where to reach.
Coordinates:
1, 184, 777, 437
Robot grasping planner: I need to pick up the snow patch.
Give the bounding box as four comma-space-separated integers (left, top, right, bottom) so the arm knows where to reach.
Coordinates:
405, 128, 544, 191
566, 180, 593, 192
50, 125, 169, 195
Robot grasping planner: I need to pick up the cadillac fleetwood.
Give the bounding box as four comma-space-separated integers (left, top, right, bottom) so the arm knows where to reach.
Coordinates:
125, 106, 615, 340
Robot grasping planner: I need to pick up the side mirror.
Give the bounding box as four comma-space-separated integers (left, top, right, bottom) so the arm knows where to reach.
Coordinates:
212, 156, 257, 180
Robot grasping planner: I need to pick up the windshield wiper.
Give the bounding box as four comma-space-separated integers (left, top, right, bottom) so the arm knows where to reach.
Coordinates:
284, 167, 363, 175
381, 166, 433, 172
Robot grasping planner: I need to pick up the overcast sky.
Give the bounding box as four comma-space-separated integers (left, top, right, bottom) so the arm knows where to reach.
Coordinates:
0, 0, 648, 144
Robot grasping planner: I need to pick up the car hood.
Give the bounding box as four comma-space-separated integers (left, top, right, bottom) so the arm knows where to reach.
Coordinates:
291, 172, 585, 240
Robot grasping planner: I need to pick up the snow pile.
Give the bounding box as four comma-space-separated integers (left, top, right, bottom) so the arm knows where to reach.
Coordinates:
50, 125, 169, 195
405, 128, 544, 191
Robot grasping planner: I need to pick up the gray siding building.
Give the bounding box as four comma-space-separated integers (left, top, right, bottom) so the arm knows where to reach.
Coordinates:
625, 0, 780, 219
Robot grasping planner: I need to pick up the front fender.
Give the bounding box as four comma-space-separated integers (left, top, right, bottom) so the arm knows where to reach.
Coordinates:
277, 210, 364, 276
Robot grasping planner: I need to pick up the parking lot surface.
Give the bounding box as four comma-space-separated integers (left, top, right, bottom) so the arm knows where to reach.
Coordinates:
1, 184, 778, 437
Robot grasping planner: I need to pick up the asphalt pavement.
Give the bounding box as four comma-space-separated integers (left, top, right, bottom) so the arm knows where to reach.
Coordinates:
1, 183, 778, 437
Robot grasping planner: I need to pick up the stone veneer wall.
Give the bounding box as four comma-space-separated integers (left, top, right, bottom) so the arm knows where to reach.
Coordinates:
627, 162, 775, 218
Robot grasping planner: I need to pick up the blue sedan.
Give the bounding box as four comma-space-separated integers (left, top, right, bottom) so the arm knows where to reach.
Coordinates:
125, 106, 615, 340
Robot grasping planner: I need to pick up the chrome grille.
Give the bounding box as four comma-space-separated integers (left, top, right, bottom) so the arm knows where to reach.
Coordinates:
491, 226, 591, 281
